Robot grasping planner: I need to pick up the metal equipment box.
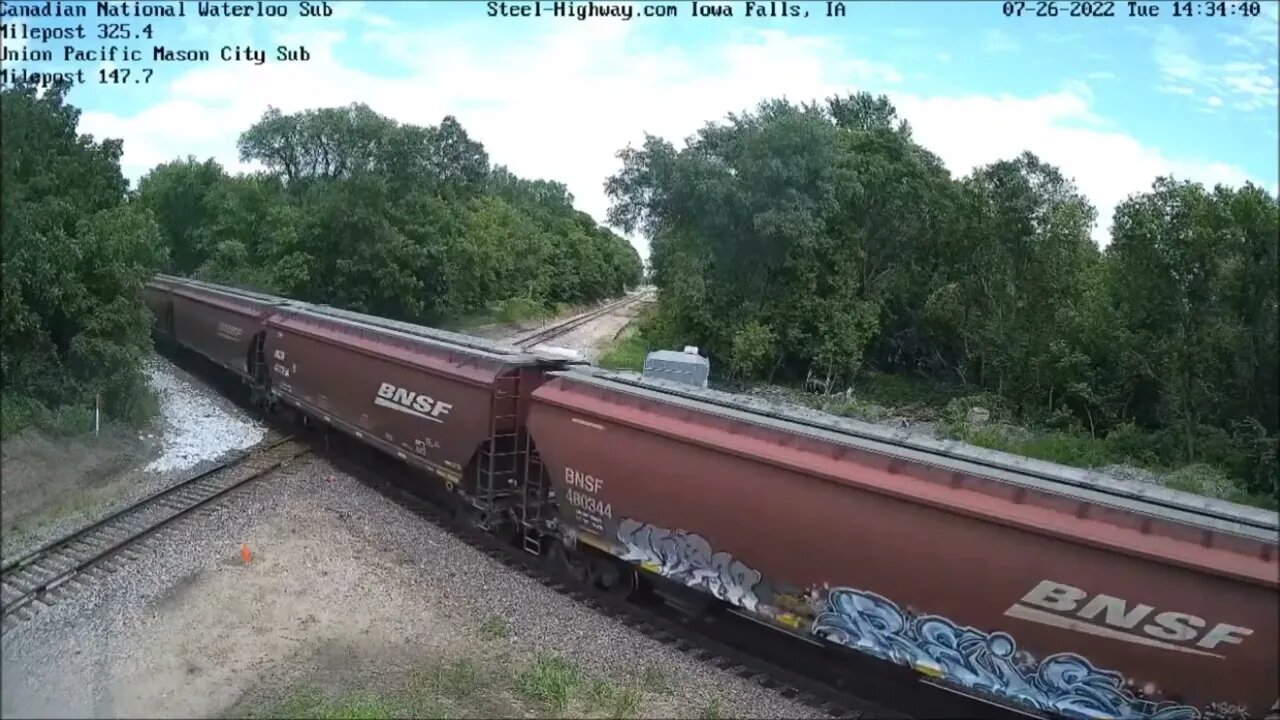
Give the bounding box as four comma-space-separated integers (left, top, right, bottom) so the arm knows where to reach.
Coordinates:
642, 348, 709, 388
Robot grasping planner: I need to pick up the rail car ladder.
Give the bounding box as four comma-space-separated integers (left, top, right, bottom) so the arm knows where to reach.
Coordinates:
521, 434, 547, 555
247, 332, 270, 404
474, 370, 523, 530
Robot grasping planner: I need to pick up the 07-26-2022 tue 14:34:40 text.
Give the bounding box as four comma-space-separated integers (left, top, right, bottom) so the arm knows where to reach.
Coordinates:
1000, 0, 1266, 17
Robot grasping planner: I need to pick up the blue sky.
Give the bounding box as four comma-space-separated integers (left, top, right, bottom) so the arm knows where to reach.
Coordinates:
5, 0, 1277, 253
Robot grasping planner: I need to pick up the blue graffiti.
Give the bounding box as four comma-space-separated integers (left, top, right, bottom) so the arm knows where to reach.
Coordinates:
812, 588, 1201, 720
616, 519, 762, 611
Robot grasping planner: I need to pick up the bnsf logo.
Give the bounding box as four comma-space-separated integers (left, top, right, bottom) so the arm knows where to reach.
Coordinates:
374, 382, 453, 424
1006, 580, 1254, 658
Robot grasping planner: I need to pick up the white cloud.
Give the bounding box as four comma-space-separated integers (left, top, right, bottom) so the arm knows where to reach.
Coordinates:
1086, 70, 1116, 80
76, 19, 1268, 259
982, 28, 1019, 53
892, 89, 1254, 247
1207, 95, 1224, 107
1152, 23, 1280, 111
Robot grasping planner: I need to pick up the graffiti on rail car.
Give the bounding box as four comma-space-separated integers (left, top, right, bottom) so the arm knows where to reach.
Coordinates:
613, 518, 1206, 720
616, 519, 762, 612
812, 589, 1202, 720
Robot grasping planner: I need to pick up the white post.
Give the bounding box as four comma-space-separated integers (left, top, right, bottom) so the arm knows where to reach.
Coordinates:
95, 394, 100, 436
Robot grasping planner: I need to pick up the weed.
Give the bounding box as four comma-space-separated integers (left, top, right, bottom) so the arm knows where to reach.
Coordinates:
608, 683, 643, 717
477, 615, 511, 641
698, 696, 727, 719
411, 657, 484, 700
585, 677, 615, 707
253, 687, 415, 720
640, 664, 671, 694
597, 330, 650, 371
515, 652, 582, 713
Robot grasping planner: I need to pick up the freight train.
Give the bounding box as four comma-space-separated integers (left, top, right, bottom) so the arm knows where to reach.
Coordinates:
142, 273, 1279, 719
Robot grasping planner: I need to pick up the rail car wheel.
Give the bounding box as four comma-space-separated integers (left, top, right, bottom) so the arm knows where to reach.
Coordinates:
454, 504, 489, 532
547, 539, 589, 584
589, 560, 636, 600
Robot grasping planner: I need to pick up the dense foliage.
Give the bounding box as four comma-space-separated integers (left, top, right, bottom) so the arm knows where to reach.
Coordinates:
2, 89, 641, 437
135, 104, 644, 323
607, 93, 1278, 504
1, 80, 167, 435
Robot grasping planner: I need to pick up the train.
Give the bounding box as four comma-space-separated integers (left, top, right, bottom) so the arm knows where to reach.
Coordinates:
142, 273, 1279, 719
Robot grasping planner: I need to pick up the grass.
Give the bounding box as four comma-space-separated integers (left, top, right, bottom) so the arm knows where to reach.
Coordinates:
514, 652, 581, 713
698, 696, 728, 720
246, 648, 685, 720
1, 389, 160, 440
476, 614, 511, 641
412, 658, 484, 700
596, 328, 651, 371
252, 687, 421, 720
444, 297, 577, 332
640, 664, 671, 694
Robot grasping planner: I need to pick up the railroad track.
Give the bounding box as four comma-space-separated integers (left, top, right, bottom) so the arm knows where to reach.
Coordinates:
0, 435, 309, 635
514, 289, 652, 348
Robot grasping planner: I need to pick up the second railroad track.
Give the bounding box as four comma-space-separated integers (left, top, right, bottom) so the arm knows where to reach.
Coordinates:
0, 435, 310, 634
514, 289, 652, 348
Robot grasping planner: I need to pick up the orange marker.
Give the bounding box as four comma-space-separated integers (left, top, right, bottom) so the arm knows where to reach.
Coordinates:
241, 543, 252, 564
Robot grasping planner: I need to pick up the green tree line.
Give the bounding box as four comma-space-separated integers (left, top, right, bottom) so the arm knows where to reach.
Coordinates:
1, 81, 642, 437
137, 103, 643, 322
606, 94, 1278, 507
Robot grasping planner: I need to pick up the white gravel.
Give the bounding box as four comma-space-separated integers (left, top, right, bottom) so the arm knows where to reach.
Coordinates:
143, 358, 267, 474
0, 456, 816, 719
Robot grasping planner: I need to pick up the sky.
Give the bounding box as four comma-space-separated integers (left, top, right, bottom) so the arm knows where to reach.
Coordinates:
3, 0, 1277, 258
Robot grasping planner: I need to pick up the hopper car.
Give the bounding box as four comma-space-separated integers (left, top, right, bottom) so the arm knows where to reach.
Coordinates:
143, 274, 1279, 719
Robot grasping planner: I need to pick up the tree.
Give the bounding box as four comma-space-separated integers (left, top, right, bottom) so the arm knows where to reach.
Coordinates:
135, 157, 227, 273
144, 105, 641, 327
1, 79, 166, 434
609, 92, 1277, 503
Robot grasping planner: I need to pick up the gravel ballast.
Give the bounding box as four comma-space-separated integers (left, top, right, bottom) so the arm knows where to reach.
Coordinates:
0, 455, 816, 719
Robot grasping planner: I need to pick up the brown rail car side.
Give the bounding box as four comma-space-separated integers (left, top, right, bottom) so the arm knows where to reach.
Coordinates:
263, 307, 559, 500
526, 369, 1279, 719
167, 284, 278, 379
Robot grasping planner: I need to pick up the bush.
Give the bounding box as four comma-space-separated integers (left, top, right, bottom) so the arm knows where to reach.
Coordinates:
0, 394, 102, 439
494, 296, 549, 325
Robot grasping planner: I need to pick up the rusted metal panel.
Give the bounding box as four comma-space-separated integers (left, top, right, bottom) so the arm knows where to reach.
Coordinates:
263, 308, 538, 484
527, 370, 1280, 718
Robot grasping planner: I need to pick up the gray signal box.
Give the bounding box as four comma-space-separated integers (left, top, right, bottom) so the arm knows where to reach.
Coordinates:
642, 347, 710, 388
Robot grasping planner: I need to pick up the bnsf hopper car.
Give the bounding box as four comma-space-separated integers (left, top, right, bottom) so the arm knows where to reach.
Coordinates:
260, 304, 564, 517
143, 273, 294, 387
145, 275, 572, 531
526, 369, 1279, 719
145, 275, 1280, 720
